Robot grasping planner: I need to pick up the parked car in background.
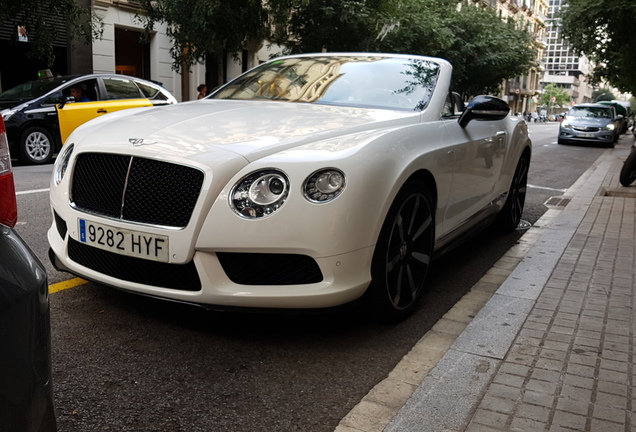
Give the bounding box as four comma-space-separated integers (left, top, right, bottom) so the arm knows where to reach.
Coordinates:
0, 116, 56, 431
558, 103, 620, 147
0, 74, 177, 165
49, 53, 531, 323
598, 100, 628, 134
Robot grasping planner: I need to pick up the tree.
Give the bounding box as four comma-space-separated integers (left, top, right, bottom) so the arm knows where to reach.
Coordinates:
539, 83, 571, 113
592, 89, 616, 102
436, 4, 538, 96
136, 0, 270, 98
560, 0, 636, 93
135, 0, 537, 98
272, 0, 537, 96
271, 0, 457, 54
0, 0, 102, 67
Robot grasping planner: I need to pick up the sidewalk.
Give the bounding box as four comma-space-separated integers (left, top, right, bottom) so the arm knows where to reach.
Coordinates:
336, 135, 636, 432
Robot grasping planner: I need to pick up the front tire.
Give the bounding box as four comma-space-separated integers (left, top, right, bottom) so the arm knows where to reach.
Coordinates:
20, 126, 54, 165
620, 149, 636, 187
498, 154, 529, 232
366, 180, 434, 323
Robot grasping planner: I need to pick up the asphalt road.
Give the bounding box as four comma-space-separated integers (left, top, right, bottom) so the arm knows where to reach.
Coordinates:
11, 121, 620, 431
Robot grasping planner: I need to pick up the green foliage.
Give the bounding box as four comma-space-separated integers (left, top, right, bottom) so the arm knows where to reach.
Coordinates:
136, 0, 269, 73
438, 4, 538, 96
0, 0, 102, 67
538, 83, 571, 108
135, 0, 537, 96
272, 0, 537, 96
560, 0, 636, 93
592, 89, 616, 102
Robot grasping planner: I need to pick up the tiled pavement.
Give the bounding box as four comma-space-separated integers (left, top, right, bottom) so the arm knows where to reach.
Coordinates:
463, 192, 635, 432
337, 136, 636, 432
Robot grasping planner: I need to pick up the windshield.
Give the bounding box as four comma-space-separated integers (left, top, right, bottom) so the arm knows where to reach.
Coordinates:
568, 106, 612, 119
210, 56, 440, 111
0, 77, 74, 103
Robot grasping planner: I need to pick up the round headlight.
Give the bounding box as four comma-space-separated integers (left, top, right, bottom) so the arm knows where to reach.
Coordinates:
303, 168, 346, 203
54, 143, 74, 186
248, 173, 288, 205
231, 169, 289, 219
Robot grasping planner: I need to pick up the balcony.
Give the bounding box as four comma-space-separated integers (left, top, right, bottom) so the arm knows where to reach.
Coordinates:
536, 11, 547, 23
508, 0, 520, 12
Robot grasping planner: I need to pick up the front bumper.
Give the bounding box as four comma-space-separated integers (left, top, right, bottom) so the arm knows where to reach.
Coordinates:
48, 216, 375, 310
559, 127, 614, 144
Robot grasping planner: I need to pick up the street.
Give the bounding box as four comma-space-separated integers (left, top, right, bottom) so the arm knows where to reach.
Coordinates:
11, 122, 619, 431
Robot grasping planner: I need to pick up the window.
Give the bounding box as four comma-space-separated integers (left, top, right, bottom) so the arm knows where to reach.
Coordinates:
136, 81, 160, 99
102, 78, 142, 100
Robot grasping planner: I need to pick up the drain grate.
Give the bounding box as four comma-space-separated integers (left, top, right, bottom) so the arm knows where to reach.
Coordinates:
544, 196, 571, 208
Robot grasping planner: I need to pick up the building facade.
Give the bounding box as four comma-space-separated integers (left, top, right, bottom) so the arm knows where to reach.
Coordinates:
471, 0, 548, 115
540, 0, 593, 107
0, 0, 283, 101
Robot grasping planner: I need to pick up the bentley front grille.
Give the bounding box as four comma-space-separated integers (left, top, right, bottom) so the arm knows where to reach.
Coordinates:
71, 153, 204, 228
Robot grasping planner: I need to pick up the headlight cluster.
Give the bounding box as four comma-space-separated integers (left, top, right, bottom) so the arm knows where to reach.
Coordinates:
230, 168, 346, 219
303, 169, 346, 203
604, 124, 615, 131
54, 144, 75, 185
0, 109, 15, 121
231, 170, 290, 218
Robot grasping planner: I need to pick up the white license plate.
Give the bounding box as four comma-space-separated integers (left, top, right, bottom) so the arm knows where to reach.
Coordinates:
78, 219, 169, 263
578, 133, 595, 138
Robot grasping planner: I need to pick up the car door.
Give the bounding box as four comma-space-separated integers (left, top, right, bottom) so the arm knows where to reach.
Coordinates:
57, 77, 152, 144
441, 116, 508, 234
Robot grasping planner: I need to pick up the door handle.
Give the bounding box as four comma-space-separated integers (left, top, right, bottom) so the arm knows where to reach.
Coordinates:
495, 131, 506, 136
97, 109, 108, 114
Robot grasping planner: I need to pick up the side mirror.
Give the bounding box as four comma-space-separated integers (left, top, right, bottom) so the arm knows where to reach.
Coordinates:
616, 114, 624, 121
58, 96, 76, 110
458, 95, 510, 128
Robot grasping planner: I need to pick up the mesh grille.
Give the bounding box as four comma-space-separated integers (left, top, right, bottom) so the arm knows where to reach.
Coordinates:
71, 153, 204, 228
217, 252, 323, 285
68, 238, 201, 291
54, 211, 67, 239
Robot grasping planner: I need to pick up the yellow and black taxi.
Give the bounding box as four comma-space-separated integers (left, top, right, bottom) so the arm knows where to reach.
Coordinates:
0, 74, 177, 165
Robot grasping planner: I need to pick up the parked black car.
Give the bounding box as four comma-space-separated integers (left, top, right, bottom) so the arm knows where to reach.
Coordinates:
0, 116, 56, 431
0, 73, 177, 165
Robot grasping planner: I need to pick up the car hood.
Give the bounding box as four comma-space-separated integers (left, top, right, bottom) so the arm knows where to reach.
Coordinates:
0, 100, 29, 111
70, 99, 419, 164
564, 116, 612, 127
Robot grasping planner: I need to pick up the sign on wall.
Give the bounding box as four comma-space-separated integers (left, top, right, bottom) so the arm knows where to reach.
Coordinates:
17, 26, 27, 42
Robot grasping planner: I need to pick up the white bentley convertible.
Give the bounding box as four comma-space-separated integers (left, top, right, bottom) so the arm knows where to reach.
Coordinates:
49, 53, 531, 322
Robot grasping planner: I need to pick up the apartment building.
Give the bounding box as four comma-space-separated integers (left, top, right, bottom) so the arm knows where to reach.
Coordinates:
470, 0, 548, 114
540, 0, 593, 106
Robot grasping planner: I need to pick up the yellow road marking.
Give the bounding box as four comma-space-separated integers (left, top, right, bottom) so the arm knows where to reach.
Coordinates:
49, 278, 88, 293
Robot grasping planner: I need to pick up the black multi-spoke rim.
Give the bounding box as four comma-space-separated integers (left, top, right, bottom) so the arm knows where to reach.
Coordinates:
509, 157, 528, 227
383, 193, 433, 310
